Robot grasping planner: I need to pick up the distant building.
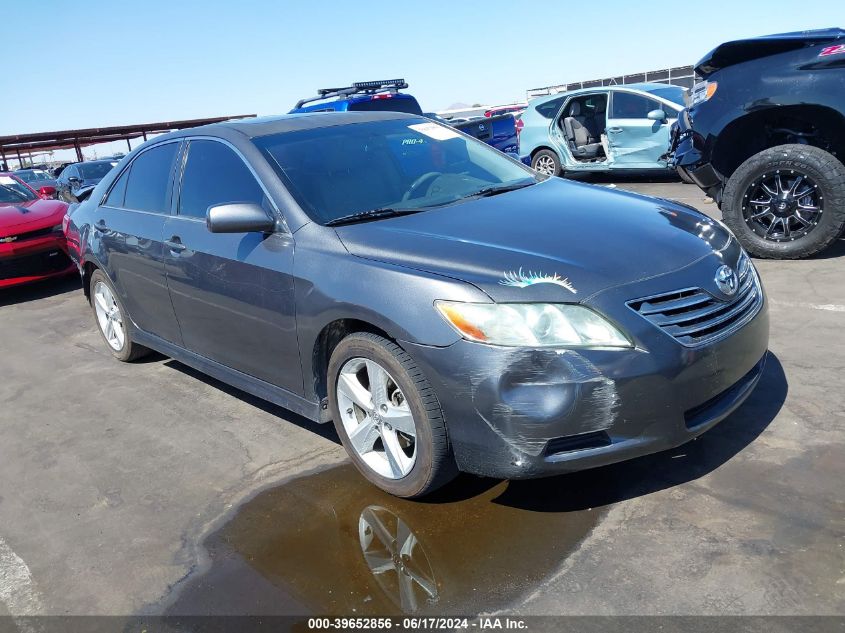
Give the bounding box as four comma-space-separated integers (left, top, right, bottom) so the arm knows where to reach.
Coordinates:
526, 65, 697, 99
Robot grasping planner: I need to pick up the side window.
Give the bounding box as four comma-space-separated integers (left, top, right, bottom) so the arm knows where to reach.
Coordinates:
123, 143, 179, 213
105, 167, 130, 207
535, 96, 565, 119
611, 92, 661, 119
178, 140, 269, 220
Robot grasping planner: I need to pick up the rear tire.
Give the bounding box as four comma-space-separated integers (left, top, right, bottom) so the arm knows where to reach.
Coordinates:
721, 144, 845, 259
328, 333, 457, 498
89, 269, 149, 362
531, 149, 563, 177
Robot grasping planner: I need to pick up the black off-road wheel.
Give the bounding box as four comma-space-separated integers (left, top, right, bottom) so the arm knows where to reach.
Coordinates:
89, 269, 150, 362
721, 144, 845, 259
531, 149, 563, 177
328, 333, 458, 498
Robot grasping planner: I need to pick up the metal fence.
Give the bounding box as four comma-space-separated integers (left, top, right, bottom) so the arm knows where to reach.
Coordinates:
526, 65, 697, 99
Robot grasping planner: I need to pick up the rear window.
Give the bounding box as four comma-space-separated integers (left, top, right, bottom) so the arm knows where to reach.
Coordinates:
535, 96, 565, 119
348, 96, 423, 115
79, 162, 118, 180
123, 143, 179, 213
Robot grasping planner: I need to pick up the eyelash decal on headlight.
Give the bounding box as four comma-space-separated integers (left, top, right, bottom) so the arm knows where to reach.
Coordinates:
500, 268, 577, 294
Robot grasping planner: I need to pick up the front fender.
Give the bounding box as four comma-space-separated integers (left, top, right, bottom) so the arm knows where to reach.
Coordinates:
292, 222, 489, 401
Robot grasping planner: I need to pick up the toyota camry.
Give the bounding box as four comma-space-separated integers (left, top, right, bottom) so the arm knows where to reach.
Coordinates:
65, 112, 769, 497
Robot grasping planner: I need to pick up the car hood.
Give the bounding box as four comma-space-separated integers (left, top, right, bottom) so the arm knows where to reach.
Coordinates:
334, 178, 731, 302
0, 198, 68, 236
696, 27, 845, 77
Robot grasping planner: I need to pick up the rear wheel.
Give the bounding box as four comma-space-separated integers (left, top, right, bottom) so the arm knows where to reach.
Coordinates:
89, 269, 149, 362
721, 144, 845, 259
531, 149, 562, 177
328, 333, 457, 498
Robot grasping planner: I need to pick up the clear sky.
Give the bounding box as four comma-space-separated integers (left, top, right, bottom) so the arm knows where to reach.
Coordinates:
2, 0, 841, 159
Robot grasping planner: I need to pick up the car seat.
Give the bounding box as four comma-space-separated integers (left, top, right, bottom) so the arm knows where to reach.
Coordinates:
563, 102, 604, 159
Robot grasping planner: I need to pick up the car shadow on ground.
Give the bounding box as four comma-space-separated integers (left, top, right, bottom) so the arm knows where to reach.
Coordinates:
0, 275, 80, 307
568, 171, 686, 184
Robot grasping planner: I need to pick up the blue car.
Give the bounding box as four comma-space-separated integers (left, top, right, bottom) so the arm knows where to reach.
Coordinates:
519, 83, 686, 176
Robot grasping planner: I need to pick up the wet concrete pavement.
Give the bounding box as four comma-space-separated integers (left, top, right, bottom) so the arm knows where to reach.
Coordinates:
0, 180, 842, 621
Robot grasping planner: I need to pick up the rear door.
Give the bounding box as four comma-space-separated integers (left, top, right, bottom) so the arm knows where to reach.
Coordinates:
163, 138, 301, 394
605, 91, 675, 167
96, 141, 183, 344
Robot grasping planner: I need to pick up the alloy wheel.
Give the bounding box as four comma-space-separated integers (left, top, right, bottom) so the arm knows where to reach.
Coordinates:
336, 357, 417, 480
93, 281, 125, 351
533, 154, 557, 176
742, 170, 823, 242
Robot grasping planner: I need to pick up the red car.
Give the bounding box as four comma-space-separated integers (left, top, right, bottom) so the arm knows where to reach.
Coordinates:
0, 172, 76, 288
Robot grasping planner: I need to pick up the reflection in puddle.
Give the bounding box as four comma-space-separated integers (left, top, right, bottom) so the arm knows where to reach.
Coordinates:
160, 464, 603, 617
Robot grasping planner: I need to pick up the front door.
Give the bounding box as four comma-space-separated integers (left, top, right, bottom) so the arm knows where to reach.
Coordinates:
605, 91, 674, 168
163, 138, 302, 395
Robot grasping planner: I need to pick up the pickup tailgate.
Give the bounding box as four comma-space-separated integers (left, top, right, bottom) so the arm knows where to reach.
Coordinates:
451, 114, 518, 154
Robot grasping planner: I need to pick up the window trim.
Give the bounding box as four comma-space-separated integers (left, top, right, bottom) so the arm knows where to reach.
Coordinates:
173, 135, 287, 233
100, 139, 183, 215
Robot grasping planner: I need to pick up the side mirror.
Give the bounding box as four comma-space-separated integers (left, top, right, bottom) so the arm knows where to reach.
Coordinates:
647, 109, 667, 122
206, 203, 276, 234
67, 176, 81, 185
39, 186, 56, 199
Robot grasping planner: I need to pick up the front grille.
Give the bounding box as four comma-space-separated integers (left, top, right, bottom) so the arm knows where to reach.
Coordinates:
14, 226, 58, 241
0, 250, 72, 281
627, 255, 763, 347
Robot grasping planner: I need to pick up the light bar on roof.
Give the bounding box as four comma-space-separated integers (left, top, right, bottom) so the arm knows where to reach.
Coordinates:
352, 79, 407, 90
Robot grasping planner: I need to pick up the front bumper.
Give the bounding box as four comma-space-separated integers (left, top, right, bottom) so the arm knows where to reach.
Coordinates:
403, 259, 770, 479
668, 110, 725, 202
0, 234, 76, 288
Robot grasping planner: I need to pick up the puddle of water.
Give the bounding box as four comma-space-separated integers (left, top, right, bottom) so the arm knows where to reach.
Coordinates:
161, 465, 602, 617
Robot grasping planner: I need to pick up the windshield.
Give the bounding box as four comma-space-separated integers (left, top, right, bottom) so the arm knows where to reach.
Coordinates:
255, 118, 536, 224
0, 175, 37, 202
644, 86, 686, 107
16, 170, 51, 183
79, 162, 118, 179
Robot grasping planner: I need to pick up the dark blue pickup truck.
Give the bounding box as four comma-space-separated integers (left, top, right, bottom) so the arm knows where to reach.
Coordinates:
290, 79, 519, 156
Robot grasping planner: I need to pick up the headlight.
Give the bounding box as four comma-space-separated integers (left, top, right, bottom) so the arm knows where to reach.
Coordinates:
689, 81, 717, 107
435, 301, 632, 348
51, 223, 63, 233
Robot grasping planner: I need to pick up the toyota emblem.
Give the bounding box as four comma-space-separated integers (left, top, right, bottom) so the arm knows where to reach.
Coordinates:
715, 265, 738, 297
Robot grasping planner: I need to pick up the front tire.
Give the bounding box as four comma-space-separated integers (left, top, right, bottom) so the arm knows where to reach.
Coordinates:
328, 333, 457, 498
531, 149, 563, 177
89, 269, 149, 362
721, 144, 845, 259
676, 166, 695, 184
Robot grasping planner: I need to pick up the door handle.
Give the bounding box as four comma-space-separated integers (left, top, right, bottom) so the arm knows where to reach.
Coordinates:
607, 127, 623, 133
165, 236, 186, 253
94, 220, 108, 232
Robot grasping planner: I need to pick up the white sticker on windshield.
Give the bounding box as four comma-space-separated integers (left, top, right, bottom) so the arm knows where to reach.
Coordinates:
0, 176, 17, 185
408, 122, 459, 141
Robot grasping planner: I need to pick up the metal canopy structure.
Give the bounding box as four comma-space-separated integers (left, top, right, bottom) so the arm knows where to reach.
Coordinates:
0, 114, 256, 169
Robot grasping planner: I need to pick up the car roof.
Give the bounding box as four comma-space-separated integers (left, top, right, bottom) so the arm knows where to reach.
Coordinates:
152, 111, 423, 143
531, 82, 682, 104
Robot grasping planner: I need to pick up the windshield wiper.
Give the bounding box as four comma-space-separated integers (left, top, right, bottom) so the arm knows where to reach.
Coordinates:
466, 181, 535, 199
325, 207, 421, 227
0, 184, 28, 202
